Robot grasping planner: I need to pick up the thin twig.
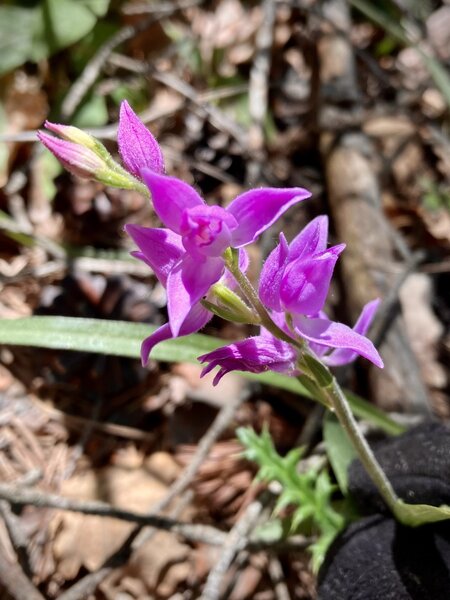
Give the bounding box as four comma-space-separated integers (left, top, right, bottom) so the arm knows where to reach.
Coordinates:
370, 249, 426, 348
0, 501, 32, 578
0, 546, 45, 600
0, 482, 225, 546
61, 0, 201, 119
153, 72, 248, 148
133, 393, 245, 547
0, 83, 252, 144
58, 490, 193, 600
201, 497, 265, 600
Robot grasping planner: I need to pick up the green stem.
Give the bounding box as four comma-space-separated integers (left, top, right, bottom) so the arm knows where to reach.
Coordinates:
225, 251, 416, 523
319, 374, 399, 515
225, 253, 303, 350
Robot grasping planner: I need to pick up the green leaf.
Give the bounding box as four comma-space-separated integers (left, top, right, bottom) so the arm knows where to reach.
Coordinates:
0, 0, 110, 75
40, 0, 110, 54
0, 316, 220, 363
72, 95, 109, 128
300, 354, 333, 387
0, 6, 38, 75
395, 500, 450, 527
0, 316, 403, 435
323, 414, 357, 495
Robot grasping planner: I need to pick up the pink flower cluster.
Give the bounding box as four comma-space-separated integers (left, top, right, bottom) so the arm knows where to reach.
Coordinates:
39, 101, 383, 383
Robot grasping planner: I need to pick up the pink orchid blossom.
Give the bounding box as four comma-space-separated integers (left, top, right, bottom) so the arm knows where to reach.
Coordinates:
199, 217, 383, 384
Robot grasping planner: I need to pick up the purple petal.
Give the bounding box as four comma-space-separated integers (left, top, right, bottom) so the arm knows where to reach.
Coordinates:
118, 101, 164, 178
288, 215, 329, 261
141, 302, 212, 365
228, 187, 311, 247
141, 323, 172, 366
280, 244, 345, 315
167, 255, 224, 336
324, 299, 381, 366
294, 315, 384, 368
198, 335, 297, 385
141, 169, 204, 233
125, 225, 183, 286
259, 233, 289, 311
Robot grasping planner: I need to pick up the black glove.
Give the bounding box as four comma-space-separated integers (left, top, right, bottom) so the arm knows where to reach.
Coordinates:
318, 422, 450, 599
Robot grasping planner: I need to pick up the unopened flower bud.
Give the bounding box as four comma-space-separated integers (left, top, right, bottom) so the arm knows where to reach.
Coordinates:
37, 130, 149, 194
37, 132, 106, 179
44, 122, 102, 153
208, 283, 259, 324
299, 354, 333, 388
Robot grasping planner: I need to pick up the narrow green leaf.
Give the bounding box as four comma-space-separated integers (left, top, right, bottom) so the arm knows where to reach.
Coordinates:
0, 316, 403, 435
350, 0, 450, 107
395, 500, 450, 527
0, 316, 220, 363
323, 414, 357, 494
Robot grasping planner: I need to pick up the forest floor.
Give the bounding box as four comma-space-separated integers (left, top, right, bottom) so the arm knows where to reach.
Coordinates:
0, 0, 449, 598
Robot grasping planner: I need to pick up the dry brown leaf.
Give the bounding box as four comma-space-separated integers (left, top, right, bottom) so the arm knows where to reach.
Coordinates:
363, 115, 415, 142
190, 0, 262, 70
125, 531, 191, 597
172, 362, 247, 408
427, 6, 450, 60
53, 457, 180, 577
419, 206, 450, 247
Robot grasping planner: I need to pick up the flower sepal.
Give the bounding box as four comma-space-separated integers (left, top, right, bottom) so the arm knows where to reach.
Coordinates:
298, 353, 333, 388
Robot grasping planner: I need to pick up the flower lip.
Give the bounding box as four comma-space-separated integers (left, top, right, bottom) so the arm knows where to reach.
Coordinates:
180, 205, 238, 257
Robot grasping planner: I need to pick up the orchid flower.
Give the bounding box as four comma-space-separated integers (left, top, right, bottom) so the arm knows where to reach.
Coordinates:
199, 217, 383, 384
134, 170, 311, 342
125, 177, 310, 364
112, 103, 311, 364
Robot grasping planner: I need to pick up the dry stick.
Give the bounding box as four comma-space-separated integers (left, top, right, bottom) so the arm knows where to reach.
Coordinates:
313, 0, 430, 414
0, 500, 32, 578
0, 481, 310, 553
152, 71, 248, 148
0, 82, 252, 144
0, 482, 225, 546
220, 550, 252, 599
0, 546, 46, 600
61, 0, 201, 119
201, 497, 265, 600
370, 249, 426, 348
